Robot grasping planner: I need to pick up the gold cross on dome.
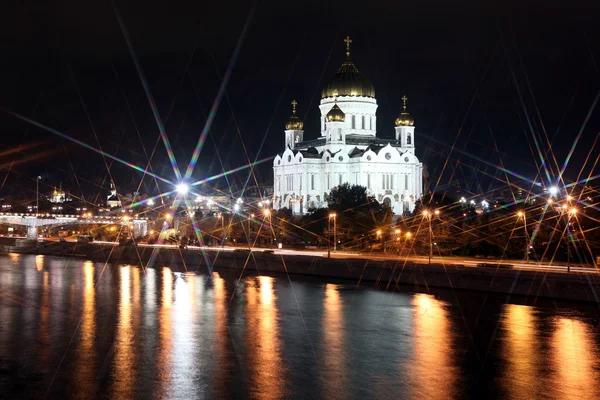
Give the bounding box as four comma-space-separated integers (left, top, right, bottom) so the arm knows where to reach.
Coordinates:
402, 95, 408, 110
291, 99, 297, 114
344, 36, 352, 56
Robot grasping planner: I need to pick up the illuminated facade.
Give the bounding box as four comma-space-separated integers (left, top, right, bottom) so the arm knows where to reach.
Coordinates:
273, 36, 423, 215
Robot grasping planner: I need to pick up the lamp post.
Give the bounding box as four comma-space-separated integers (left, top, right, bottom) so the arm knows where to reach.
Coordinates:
423, 210, 439, 264
248, 213, 254, 246
566, 207, 577, 273
263, 209, 271, 246
329, 212, 337, 252
517, 211, 529, 262
36, 176, 41, 216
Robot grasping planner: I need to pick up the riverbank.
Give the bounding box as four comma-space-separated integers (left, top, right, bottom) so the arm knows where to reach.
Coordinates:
3, 240, 600, 303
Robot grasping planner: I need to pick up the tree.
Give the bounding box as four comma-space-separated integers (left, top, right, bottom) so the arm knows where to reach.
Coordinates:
328, 184, 392, 248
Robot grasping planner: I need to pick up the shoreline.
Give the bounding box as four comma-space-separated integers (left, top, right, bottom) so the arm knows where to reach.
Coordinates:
3, 241, 600, 303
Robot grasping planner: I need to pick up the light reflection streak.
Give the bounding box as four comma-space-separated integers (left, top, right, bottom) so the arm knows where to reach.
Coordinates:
35, 255, 44, 271
211, 272, 229, 392
156, 268, 174, 397
167, 273, 197, 395
74, 261, 96, 396
246, 276, 284, 399
410, 294, 457, 399
502, 304, 542, 398
112, 266, 134, 398
321, 284, 346, 397
36, 271, 51, 366
550, 317, 600, 399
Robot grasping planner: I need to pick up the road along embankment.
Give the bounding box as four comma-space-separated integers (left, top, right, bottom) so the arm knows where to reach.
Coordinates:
4, 241, 600, 303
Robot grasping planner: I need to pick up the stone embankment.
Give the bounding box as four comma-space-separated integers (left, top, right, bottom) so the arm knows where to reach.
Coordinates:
3, 240, 599, 303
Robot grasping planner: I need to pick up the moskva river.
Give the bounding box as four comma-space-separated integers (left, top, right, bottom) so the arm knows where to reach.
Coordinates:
1, 254, 599, 399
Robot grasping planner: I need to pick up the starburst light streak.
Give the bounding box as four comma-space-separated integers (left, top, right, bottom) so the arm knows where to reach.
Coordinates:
422, 133, 537, 187
503, 39, 554, 186
1, 109, 174, 185
112, 2, 182, 183
557, 92, 600, 185
183, 6, 255, 182
188, 156, 273, 187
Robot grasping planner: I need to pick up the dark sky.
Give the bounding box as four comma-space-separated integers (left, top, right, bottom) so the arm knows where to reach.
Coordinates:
1, 0, 599, 200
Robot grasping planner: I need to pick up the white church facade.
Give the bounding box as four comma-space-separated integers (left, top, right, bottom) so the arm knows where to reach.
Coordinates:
273, 36, 423, 216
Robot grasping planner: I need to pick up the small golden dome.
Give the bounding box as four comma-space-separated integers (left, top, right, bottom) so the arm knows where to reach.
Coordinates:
326, 104, 345, 122
395, 95, 415, 126
285, 100, 304, 130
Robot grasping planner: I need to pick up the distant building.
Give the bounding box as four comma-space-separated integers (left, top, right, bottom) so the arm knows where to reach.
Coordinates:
106, 183, 121, 209
50, 184, 71, 203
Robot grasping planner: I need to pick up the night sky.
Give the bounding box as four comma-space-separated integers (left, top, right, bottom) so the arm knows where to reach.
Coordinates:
1, 0, 599, 200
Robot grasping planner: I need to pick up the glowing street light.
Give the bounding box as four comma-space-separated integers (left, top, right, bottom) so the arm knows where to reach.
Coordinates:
516, 211, 529, 262
175, 183, 189, 195
263, 209, 271, 217
164, 213, 173, 221
233, 203, 240, 212
147, 199, 155, 206
548, 186, 558, 196
328, 212, 337, 253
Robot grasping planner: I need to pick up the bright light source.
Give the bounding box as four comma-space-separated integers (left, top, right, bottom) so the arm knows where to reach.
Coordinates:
233, 204, 240, 212
147, 199, 155, 206
517, 211, 524, 217
176, 183, 189, 195
459, 197, 466, 203
549, 186, 558, 196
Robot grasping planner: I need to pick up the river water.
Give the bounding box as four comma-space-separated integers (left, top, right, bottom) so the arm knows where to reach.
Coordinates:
1, 254, 599, 399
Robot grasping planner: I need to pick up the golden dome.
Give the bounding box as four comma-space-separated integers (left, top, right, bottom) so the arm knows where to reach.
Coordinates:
326, 103, 345, 122
285, 100, 304, 130
395, 95, 415, 126
321, 36, 375, 99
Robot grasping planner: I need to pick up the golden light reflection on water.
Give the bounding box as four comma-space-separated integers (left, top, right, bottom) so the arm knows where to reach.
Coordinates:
74, 261, 96, 396
212, 272, 229, 392
112, 266, 135, 398
35, 255, 44, 271
502, 304, 542, 398
36, 271, 50, 366
410, 293, 457, 399
322, 284, 346, 397
550, 317, 600, 399
246, 276, 284, 400
157, 268, 174, 396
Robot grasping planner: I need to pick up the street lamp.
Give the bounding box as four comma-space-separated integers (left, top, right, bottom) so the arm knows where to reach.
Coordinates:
566, 207, 577, 273
36, 176, 41, 216
517, 211, 529, 262
328, 212, 337, 253
175, 183, 189, 195
423, 209, 439, 264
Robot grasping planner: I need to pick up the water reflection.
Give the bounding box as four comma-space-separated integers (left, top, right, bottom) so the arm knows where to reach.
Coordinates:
35, 255, 44, 271
501, 304, 542, 398
156, 268, 174, 397
410, 293, 457, 399
321, 284, 346, 397
74, 261, 96, 396
212, 272, 230, 393
36, 271, 51, 366
551, 317, 600, 399
246, 276, 285, 399
111, 266, 135, 398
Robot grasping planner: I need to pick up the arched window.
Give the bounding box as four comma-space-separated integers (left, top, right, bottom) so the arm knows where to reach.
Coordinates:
339, 174, 342, 186
407, 134, 412, 145
311, 175, 315, 190
352, 115, 356, 129
362, 115, 366, 129
405, 175, 409, 190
